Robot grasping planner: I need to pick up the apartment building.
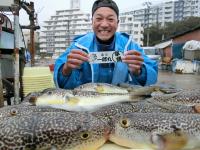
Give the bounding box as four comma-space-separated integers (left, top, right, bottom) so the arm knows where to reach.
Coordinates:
183, 0, 200, 18
119, 15, 144, 46
121, 0, 200, 27
39, 8, 91, 56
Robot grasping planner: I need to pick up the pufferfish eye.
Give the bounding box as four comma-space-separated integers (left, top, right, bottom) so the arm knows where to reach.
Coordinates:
47, 91, 53, 95
80, 132, 90, 140
120, 118, 130, 128
10, 109, 18, 116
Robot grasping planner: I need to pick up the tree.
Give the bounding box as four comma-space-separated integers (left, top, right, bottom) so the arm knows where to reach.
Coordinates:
143, 17, 200, 46
143, 25, 163, 46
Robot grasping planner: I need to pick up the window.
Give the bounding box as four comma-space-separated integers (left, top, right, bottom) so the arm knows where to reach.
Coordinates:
128, 17, 132, 21
120, 18, 125, 23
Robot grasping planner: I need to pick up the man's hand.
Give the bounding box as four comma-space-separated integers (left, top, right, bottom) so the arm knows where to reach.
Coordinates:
62, 49, 89, 76
122, 50, 144, 75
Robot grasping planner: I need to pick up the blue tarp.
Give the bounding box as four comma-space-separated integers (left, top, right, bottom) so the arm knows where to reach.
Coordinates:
172, 43, 185, 59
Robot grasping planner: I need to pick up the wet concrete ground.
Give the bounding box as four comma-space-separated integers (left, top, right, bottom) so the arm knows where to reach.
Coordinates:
157, 71, 200, 89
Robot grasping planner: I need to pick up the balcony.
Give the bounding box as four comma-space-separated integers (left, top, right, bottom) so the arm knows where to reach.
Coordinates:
55, 44, 66, 47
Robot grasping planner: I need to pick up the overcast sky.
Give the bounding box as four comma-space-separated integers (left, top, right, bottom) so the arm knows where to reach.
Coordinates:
19, 0, 165, 26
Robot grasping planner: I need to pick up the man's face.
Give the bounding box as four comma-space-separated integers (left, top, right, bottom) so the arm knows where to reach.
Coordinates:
92, 7, 118, 41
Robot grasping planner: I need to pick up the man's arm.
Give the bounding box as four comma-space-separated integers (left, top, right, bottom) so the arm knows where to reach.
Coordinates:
123, 42, 158, 86
53, 46, 89, 89
62, 50, 89, 76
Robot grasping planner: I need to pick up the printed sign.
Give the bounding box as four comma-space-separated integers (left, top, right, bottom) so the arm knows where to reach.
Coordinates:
89, 51, 123, 64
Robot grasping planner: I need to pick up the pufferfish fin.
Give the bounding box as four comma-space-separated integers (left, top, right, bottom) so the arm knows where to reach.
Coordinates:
151, 126, 188, 150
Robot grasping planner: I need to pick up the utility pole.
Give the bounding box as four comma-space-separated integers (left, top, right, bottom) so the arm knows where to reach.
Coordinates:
0, 61, 4, 107
67, 20, 70, 47
29, 2, 35, 66
13, 0, 20, 104
143, 2, 152, 46
156, 7, 159, 28
21, 1, 40, 66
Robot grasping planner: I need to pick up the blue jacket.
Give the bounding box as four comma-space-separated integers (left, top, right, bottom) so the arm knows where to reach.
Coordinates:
54, 32, 158, 89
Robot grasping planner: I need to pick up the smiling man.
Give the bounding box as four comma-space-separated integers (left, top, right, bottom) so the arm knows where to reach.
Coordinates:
54, 0, 158, 89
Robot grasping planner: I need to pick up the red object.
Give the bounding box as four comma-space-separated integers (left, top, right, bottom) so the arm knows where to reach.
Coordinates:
49, 64, 54, 72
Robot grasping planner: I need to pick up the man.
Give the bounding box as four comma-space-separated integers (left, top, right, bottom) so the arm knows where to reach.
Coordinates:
54, 0, 158, 89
